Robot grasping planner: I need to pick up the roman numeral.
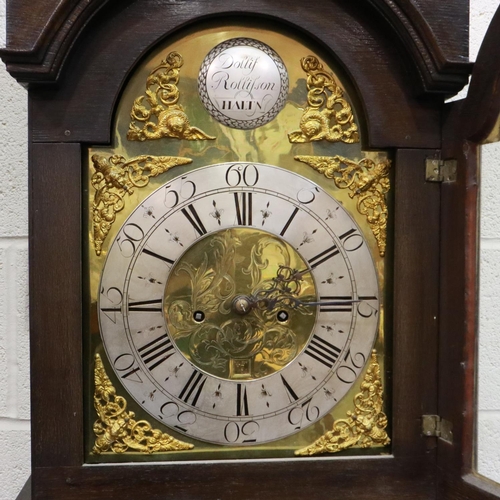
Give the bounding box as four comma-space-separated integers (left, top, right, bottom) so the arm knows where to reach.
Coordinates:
113, 353, 143, 383
137, 333, 175, 371
179, 370, 207, 407
101, 306, 121, 313
338, 228, 364, 252
181, 204, 207, 236
308, 244, 340, 269
280, 207, 299, 236
305, 335, 342, 369
339, 228, 357, 241
120, 365, 142, 382
281, 374, 299, 403
319, 296, 354, 312
236, 384, 250, 416
128, 298, 162, 312
142, 248, 174, 265
234, 192, 253, 226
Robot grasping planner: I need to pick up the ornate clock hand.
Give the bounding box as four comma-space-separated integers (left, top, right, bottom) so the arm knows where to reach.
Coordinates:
255, 295, 361, 312
243, 265, 311, 312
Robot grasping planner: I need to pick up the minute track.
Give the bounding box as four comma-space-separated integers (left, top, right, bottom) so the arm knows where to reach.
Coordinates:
98, 162, 380, 445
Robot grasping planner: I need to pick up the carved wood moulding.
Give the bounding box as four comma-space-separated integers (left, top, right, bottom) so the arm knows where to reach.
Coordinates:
365, 0, 472, 93
0, 0, 109, 82
0, 0, 471, 94
460, 5, 500, 143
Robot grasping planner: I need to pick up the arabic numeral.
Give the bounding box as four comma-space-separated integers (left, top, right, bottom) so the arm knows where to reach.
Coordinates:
164, 176, 196, 208
164, 186, 180, 208
357, 296, 379, 318
159, 401, 197, 433
105, 286, 123, 303
297, 186, 320, 205
336, 365, 358, 384
159, 401, 180, 418
225, 164, 259, 187
113, 353, 143, 383
224, 420, 260, 443
343, 349, 367, 369
100, 286, 123, 323
336, 349, 367, 383
287, 398, 320, 430
116, 223, 144, 258
181, 177, 196, 198
338, 228, 364, 252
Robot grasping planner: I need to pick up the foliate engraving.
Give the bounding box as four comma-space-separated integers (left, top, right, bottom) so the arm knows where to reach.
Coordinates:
295, 350, 390, 456
92, 354, 193, 454
164, 228, 317, 380
127, 51, 215, 141
295, 155, 390, 256
91, 153, 192, 256
288, 56, 359, 144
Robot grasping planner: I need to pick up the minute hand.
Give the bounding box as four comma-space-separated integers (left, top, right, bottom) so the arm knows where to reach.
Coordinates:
295, 299, 361, 307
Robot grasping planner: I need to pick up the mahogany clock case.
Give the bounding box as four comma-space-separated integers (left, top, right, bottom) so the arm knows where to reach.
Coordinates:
2, 0, 499, 498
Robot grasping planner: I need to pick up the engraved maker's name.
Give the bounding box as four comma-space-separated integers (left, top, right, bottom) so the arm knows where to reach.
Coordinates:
210, 52, 277, 95
218, 53, 260, 74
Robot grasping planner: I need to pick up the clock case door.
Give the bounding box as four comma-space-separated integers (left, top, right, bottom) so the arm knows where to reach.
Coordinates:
438, 5, 500, 499
1, 0, 499, 498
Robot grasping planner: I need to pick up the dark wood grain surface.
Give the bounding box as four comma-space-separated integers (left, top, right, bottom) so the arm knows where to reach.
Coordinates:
1, 0, 471, 93
392, 149, 440, 458
30, 143, 83, 468
437, 99, 474, 482
461, 5, 500, 144
32, 457, 434, 500
439, 473, 500, 500
0, 0, 108, 81
365, 0, 471, 92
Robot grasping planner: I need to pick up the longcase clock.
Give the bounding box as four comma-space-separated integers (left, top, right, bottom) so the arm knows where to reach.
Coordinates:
1, 0, 500, 499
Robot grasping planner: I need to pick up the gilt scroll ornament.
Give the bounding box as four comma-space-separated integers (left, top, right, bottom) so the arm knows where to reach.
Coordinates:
295, 350, 390, 456
288, 56, 359, 144
295, 155, 390, 256
127, 51, 215, 141
91, 153, 192, 256
93, 354, 193, 454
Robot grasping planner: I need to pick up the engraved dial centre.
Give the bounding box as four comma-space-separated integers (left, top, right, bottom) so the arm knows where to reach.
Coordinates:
163, 227, 317, 381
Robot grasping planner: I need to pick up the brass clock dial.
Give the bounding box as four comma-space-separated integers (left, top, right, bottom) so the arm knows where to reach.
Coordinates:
98, 162, 379, 445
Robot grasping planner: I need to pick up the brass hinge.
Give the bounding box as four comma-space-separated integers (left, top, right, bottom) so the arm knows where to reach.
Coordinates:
425, 158, 457, 182
422, 415, 453, 443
